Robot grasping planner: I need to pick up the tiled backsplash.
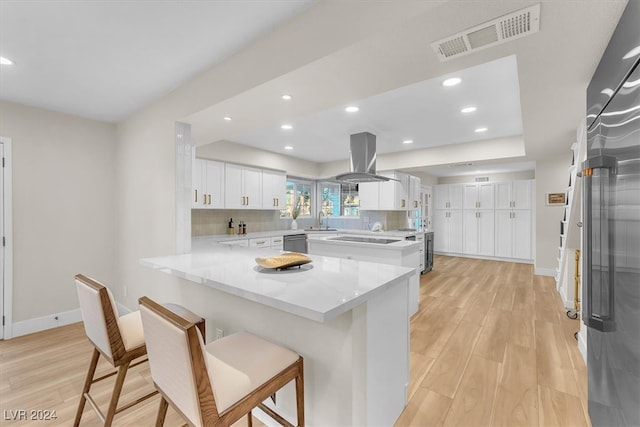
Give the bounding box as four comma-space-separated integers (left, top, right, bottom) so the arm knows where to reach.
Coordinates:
191, 209, 409, 236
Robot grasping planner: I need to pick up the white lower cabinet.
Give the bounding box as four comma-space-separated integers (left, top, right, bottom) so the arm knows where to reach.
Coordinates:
433, 210, 463, 253
219, 239, 248, 247
463, 211, 495, 257
249, 237, 271, 249
270, 236, 283, 249
495, 210, 531, 260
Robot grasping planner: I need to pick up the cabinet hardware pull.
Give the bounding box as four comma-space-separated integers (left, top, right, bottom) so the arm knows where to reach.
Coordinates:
208, 194, 211, 205
195, 189, 198, 203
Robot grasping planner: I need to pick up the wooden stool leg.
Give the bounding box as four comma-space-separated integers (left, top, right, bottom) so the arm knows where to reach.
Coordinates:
103, 361, 130, 426
247, 412, 253, 427
156, 396, 169, 427
74, 348, 101, 427
295, 359, 305, 427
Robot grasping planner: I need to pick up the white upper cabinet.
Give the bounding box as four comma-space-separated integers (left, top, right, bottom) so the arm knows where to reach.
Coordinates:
192, 158, 224, 209
261, 169, 286, 210
358, 181, 380, 211
495, 180, 532, 210
463, 183, 494, 210
380, 171, 410, 210
359, 172, 418, 211
434, 184, 463, 210
224, 164, 262, 209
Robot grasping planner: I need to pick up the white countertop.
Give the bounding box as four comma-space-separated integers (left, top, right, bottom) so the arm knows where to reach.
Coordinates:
193, 228, 427, 244
141, 245, 414, 323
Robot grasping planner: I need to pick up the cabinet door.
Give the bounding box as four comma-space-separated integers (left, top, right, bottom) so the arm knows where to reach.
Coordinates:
513, 210, 532, 259
495, 182, 512, 210
262, 170, 285, 209
224, 164, 244, 209
495, 210, 513, 257
359, 182, 380, 210
433, 210, 448, 252
433, 185, 449, 210
379, 173, 398, 210
449, 210, 463, 253
449, 185, 464, 210
478, 183, 494, 210
243, 167, 262, 209
463, 211, 479, 255
397, 173, 410, 210
192, 158, 206, 209
512, 180, 532, 210
478, 210, 495, 256
409, 176, 421, 209
205, 160, 224, 208
463, 185, 479, 210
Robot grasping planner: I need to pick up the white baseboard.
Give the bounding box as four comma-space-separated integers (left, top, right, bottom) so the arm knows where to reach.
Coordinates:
9, 301, 133, 339
434, 252, 534, 264
578, 331, 587, 363
534, 267, 556, 277
11, 308, 82, 338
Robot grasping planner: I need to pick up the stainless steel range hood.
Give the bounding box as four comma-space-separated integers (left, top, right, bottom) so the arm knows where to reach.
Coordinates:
335, 132, 396, 183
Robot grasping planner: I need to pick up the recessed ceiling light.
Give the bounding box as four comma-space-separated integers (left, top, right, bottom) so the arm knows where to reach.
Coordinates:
474, 127, 488, 133
345, 106, 359, 113
0, 56, 14, 65
223, 116, 232, 121
403, 139, 414, 144
461, 106, 477, 113
284, 145, 293, 150
442, 77, 462, 87
281, 124, 293, 130
281, 94, 292, 100
622, 46, 640, 60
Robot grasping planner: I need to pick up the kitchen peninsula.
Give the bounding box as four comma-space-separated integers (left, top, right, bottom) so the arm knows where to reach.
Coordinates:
141, 244, 414, 426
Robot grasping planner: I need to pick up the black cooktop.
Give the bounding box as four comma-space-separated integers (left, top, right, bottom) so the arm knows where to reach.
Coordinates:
328, 236, 400, 244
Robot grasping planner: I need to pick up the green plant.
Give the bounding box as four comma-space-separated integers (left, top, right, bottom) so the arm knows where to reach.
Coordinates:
291, 195, 303, 219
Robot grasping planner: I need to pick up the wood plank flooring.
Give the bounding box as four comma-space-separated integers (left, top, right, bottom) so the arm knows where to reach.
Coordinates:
0, 255, 589, 426
396, 255, 590, 427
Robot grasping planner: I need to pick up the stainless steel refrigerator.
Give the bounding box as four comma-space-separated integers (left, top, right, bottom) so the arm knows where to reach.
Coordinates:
582, 0, 640, 425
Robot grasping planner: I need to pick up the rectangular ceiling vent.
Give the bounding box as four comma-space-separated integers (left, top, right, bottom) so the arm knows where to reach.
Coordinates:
449, 162, 473, 167
431, 4, 540, 61
475, 177, 490, 182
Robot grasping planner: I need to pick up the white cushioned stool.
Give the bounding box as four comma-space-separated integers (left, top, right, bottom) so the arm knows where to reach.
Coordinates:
73, 274, 204, 426
139, 296, 305, 427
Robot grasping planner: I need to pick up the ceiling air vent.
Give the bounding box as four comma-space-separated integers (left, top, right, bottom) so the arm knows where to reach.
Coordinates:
449, 162, 473, 167
475, 177, 490, 182
431, 4, 540, 61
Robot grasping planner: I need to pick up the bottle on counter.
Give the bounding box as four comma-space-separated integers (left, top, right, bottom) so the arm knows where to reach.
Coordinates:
242, 222, 247, 235
238, 221, 243, 235
228, 218, 234, 235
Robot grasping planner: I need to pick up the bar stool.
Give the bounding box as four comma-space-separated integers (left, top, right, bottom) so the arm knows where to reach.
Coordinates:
138, 296, 305, 427
73, 274, 205, 426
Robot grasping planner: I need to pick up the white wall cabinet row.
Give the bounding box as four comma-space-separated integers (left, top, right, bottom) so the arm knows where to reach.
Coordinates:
192, 158, 285, 210
433, 180, 533, 261
359, 171, 421, 211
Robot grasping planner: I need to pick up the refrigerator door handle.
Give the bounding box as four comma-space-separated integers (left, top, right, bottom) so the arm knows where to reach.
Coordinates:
582, 155, 618, 332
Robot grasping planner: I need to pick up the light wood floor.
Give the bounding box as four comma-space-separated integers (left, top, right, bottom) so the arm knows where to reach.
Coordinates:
396, 255, 590, 427
0, 255, 588, 426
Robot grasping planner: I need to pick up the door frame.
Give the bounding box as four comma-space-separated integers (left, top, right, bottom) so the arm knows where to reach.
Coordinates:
1, 136, 13, 339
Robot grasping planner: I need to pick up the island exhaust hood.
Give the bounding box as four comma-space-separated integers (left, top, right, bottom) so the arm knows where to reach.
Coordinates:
335, 132, 396, 183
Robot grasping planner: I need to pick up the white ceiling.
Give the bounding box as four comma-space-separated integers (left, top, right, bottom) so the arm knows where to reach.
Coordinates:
230, 55, 523, 163
0, 0, 629, 177
0, 0, 314, 122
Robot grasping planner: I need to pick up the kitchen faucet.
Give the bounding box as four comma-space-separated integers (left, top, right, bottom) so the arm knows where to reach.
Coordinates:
317, 210, 325, 229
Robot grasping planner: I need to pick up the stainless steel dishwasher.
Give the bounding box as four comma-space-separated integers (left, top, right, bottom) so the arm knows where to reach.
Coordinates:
283, 233, 307, 253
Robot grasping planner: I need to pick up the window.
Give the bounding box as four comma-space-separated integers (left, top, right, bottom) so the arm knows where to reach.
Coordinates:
320, 181, 359, 217
282, 179, 313, 218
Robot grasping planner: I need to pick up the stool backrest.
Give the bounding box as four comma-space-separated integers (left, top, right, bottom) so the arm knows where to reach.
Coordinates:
139, 296, 218, 427
75, 274, 125, 363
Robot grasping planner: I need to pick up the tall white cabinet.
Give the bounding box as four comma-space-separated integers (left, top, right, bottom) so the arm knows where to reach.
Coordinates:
434, 180, 533, 262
